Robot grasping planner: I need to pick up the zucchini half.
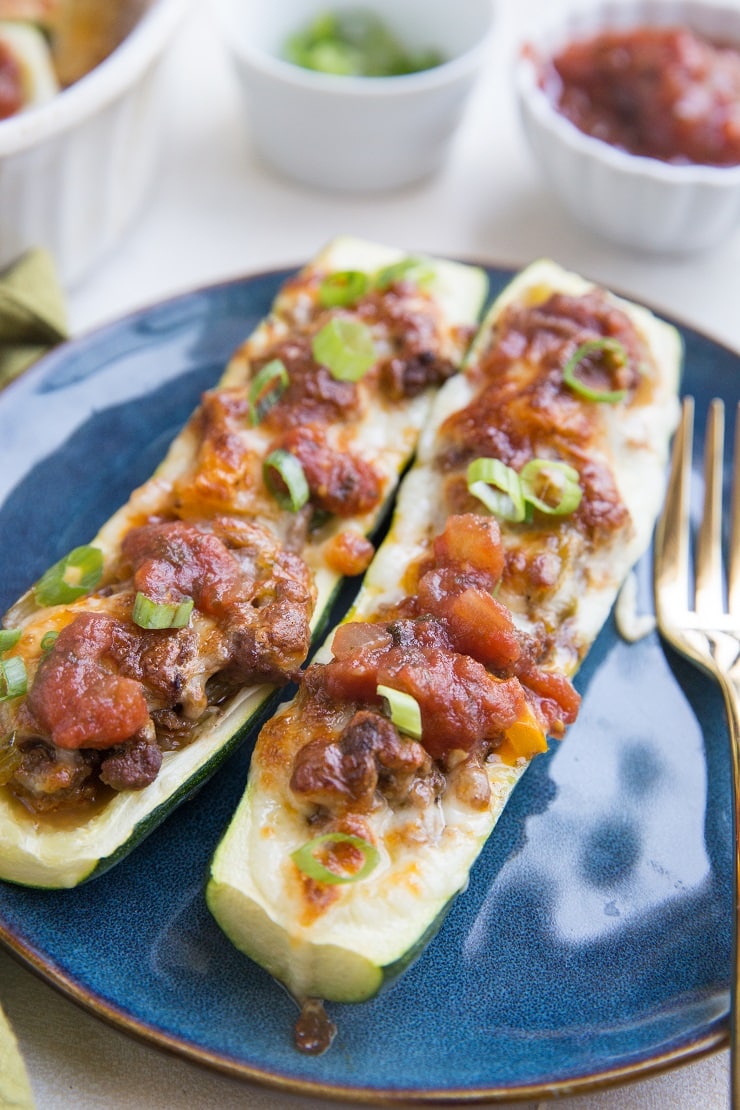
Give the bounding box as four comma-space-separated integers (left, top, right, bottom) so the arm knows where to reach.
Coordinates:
0, 236, 488, 889
207, 259, 683, 1007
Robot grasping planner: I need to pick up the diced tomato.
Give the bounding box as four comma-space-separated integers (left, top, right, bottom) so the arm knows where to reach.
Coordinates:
432, 513, 504, 586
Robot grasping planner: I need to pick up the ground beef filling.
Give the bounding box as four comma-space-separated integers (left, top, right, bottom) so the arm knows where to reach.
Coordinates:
6, 517, 314, 814
289, 515, 580, 818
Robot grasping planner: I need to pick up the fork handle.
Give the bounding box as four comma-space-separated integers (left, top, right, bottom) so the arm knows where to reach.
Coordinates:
721, 665, 740, 1105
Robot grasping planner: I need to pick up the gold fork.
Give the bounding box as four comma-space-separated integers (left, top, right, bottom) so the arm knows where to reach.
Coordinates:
654, 395, 740, 1099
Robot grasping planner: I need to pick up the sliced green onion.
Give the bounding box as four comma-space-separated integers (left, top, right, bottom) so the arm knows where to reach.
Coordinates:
318, 270, 368, 308
311, 317, 377, 382
0, 656, 27, 701
0, 629, 21, 653
0, 736, 22, 786
374, 256, 435, 291
40, 630, 59, 654
263, 449, 310, 511
377, 683, 422, 739
132, 592, 194, 630
467, 457, 526, 523
248, 358, 289, 426
283, 10, 444, 77
520, 459, 583, 516
562, 338, 628, 403
291, 832, 379, 885
34, 545, 104, 607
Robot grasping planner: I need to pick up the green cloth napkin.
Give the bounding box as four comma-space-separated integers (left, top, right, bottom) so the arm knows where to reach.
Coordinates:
0, 249, 67, 389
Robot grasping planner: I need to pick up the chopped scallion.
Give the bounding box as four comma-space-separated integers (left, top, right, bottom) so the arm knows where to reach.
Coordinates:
562, 338, 628, 403
0, 629, 21, 653
263, 449, 310, 511
377, 683, 422, 739
374, 256, 435, 291
318, 270, 368, 308
40, 630, 59, 654
248, 358, 289, 426
34, 545, 104, 607
311, 317, 377, 382
0, 656, 27, 701
291, 832, 379, 885
132, 592, 194, 630
519, 459, 583, 516
467, 457, 526, 522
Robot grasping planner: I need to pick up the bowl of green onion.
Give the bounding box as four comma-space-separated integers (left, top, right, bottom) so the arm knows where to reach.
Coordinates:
214, 0, 494, 191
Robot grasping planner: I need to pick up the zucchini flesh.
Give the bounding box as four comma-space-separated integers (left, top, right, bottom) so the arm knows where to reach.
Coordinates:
207, 259, 683, 1007
0, 237, 488, 889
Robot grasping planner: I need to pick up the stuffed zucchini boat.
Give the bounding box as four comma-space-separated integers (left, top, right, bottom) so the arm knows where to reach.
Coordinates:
207, 259, 682, 1024
0, 236, 488, 888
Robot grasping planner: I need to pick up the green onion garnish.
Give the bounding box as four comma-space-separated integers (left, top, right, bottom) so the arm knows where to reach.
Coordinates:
0, 629, 21, 653
519, 459, 583, 516
283, 10, 444, 78
311, 317, 377, 382
377, 683, 422, 739
263, 449, 310, 511
318, 270, 368, 308
562, 338, 628, 403
34, 545, 104, 607
291, 832, 380, 885
40, 630, 59, 654
132, 592, 194, 630
374, 256, 435, 291
0, 656, 27, 701
248, 358, 289, 426
467, 457, 526, 522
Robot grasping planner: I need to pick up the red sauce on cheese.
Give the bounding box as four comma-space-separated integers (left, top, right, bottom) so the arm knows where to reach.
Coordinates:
540, 25, 740, 166
438, 291, 640, 541
0, 39, 24, 119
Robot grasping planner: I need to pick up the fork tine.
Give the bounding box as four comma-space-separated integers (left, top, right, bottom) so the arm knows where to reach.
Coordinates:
695, 399, 725, 617
730, 402, 740, 621
655, 396, 694, 617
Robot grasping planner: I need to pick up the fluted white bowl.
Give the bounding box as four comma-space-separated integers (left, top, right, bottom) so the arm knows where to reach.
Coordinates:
0, 0, 190, 285
515, 0, 740, 254
214, 0, 494, 193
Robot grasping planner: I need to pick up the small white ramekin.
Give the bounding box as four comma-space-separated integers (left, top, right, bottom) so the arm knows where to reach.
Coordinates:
0, 0, 190, 285
213, 0, 494, 193
515, 0, 740, 254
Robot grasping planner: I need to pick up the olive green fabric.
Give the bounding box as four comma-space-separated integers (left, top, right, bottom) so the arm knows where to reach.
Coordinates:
0, 1001, 34, 1109
0, 249, 67, 389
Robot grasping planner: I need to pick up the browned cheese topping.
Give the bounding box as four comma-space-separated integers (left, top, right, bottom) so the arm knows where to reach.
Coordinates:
436, 290, 655, 641
254, 514, 579, 918
0, 268, 460, 817
256, 287, 658, 900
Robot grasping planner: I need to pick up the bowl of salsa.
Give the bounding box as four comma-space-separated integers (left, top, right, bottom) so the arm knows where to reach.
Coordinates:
516, 0, 740, 252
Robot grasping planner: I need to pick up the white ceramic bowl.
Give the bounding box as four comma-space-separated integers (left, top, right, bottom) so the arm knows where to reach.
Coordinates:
0, 0, 190, 285
214, 0, 494, 192
515, 0, 740, 254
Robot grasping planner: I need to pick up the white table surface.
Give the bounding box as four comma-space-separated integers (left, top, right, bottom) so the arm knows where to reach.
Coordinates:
2, 1, 740, 1107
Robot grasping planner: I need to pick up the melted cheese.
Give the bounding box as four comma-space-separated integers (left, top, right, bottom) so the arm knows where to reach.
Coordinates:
208, 259, 682, 1003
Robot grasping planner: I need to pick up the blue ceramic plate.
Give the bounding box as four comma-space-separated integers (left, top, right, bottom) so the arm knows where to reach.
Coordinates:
0, 267, 736, 1103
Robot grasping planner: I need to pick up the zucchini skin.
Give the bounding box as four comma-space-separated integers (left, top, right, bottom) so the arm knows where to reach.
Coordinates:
0, 238, 488, 890
207, 259, 683, 1007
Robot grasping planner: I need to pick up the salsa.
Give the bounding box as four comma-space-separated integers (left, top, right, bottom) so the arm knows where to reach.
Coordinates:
540, 25, 740, 166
